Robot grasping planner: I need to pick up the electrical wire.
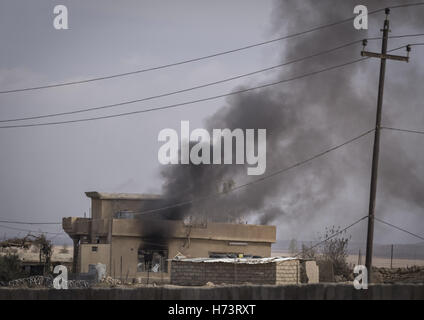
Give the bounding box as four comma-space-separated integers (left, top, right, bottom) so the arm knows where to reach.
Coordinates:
2, 35, 423, 124
386, 33, 424, 40
0, 57, 372, 129
0, 129, 375, 224
0, 39, 365, 123
388, 1, 424, 10
382, 126, 424, 135
0, 223, 65, 236
0, 129, 375, 236
1, 2, 423, 94
0, 42, 417, 130
374, 217, 424, 241
293, 215, 368, 258
132, 128, 375, 216
0, 220, 61, 225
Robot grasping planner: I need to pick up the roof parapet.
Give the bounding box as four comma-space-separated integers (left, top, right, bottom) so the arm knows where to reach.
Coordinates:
85, 191, 162, 200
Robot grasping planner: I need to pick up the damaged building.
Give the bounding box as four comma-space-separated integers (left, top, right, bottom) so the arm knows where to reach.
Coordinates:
63, 192, 276, 282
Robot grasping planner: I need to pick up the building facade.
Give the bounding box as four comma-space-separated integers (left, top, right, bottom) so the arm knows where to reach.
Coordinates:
63, 192, 276, 282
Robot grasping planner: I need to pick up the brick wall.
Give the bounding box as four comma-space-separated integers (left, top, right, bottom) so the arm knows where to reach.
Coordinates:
275, 260, 300, 285
171, 259, 301, 286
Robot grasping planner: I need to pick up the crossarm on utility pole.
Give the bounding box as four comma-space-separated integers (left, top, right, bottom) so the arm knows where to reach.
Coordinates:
361, 51, 409, 62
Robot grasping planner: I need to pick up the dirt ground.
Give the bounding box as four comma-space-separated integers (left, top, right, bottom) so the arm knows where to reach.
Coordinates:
271, 250, 424, 268
0, 245, 73, 263
346, 255, 424, 268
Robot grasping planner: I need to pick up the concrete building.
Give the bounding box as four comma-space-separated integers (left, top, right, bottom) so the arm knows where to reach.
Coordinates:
63, 192, 276, 282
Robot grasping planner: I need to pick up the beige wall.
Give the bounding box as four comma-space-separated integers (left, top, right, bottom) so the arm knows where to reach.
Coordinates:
65, 217, 275, 246
79, 244, 110, 273
304, 261, 319, 284
109, 237, 139, 279
105, 236, 272, 280
171, 260, 302, 286
111, 219, 276, 243
168, 238, 271, 259
91, 199, 164, 220
275, 260, 300, 285
91, 199, 102, 220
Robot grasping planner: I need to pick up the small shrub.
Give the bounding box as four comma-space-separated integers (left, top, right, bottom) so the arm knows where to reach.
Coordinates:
300, 242, 317, 260
320, 226, 351, 279
0, 254, 27, 282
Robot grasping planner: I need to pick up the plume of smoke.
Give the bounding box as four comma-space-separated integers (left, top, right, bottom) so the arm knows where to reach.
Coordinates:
159, 0, 424, 240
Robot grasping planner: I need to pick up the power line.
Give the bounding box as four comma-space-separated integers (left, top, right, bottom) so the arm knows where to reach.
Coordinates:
375, 217, 424, 241
132, 128, 375, 216
0, 129, 375, 229
0, 43, 416, 129
388, 1, 424, 10
0, 57, 372, 129
386, 33, 424, 40
1, 3, 423, 94
294, 215, 368, 258
0, 220, 61, 225
0, 223, 65, 236
385, 43, 424, 52
0, 39, 365, 123
382, 126, 424, 135
48, 234, 61, 241
2, 35, 423, 124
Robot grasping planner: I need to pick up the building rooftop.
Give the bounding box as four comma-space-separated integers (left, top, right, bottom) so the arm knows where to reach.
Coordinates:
173, 257, 296, 264
85, 191, 162, 200
63, 216, 276, 243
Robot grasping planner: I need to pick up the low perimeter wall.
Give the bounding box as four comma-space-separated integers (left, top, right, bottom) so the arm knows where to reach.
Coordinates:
0, 284, 423, 300
170, 259, 301, 286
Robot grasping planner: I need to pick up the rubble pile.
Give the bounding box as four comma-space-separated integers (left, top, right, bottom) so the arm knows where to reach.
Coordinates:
100, 276, 122, 286
373, 266, 424, 283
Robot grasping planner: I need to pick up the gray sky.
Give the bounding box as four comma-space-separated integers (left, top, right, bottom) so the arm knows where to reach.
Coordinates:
0, 0, 423, 245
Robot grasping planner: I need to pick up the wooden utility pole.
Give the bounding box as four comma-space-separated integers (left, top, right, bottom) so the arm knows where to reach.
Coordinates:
390, 244, 394, 269
362, 8, 410, 283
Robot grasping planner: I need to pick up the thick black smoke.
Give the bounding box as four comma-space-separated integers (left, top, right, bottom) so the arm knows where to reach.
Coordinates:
158, 1, 424, 239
